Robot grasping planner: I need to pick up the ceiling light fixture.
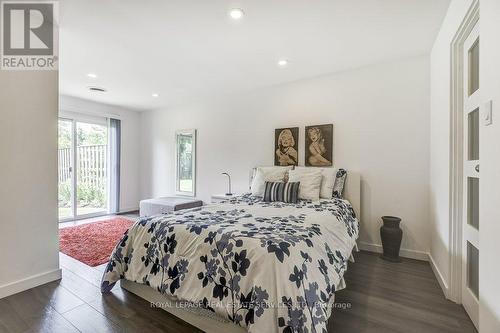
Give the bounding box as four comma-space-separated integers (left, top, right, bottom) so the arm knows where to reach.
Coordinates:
87, 73, 97, 78
229, 8, 244, 20
278, 59, 289, 67
152, 93, 159, 98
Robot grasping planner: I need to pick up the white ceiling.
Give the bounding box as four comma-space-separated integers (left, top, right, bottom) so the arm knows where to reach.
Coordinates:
59, 0, 450, 111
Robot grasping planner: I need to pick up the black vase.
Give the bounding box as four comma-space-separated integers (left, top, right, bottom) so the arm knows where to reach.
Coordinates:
380, 216, 402, 262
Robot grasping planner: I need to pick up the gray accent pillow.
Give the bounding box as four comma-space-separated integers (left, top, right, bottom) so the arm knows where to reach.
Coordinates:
263, 181, 300, 204
332, 169, 347, 198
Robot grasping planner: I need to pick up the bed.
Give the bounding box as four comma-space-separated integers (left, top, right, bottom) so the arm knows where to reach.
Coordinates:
101, 172, 361, 333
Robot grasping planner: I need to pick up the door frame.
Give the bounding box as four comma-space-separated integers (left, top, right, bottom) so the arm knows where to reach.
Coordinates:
449, 0, 479, 304
58, 117, 76, 223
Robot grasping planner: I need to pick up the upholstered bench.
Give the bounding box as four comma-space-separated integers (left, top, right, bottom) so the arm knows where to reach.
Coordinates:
139, 197, 203, 217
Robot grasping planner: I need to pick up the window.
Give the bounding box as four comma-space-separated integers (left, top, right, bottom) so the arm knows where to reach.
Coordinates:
175, 129, 196, 196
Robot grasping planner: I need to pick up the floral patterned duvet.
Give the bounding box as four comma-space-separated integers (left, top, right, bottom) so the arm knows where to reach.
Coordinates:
101, 194, 359, 333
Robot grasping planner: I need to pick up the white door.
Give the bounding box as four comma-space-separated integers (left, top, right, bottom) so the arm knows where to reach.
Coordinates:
462, 22, 480, 329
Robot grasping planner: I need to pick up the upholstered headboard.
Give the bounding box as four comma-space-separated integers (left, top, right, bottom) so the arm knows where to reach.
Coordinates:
249, 168, 361, 221
343, 171, 361, 221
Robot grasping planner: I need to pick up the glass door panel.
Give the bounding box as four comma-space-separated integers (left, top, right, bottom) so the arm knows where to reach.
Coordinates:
467, 241, 479, 298
467, 109, 479, 161
76, 122, 108, 217
468, 39, 479, 96
58, 119, 74, 220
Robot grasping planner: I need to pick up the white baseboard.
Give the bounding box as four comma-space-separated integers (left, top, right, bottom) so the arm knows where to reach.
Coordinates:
0, 269, 62, 299
357, 241, 429, 261
119, 206, 139, 214
428, 254, 449, 298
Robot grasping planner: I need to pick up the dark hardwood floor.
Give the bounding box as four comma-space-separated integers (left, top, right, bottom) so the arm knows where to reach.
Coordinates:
330, 252, 476, 333
0, 250, 476, 333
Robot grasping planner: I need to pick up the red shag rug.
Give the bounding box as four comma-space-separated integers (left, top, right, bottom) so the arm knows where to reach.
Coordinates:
59, 217, 134, 267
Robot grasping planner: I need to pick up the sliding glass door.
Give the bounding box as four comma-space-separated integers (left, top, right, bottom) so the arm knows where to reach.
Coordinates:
58, 119, 74, 220
58, 118, 109, 221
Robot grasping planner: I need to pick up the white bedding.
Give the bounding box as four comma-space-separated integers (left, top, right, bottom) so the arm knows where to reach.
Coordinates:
101, 194, 359, 333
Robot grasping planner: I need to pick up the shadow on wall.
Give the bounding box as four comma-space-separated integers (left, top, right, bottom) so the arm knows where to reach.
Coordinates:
360, 178, 372, 243
428, 187, 452, 298
481, 298, 500, 332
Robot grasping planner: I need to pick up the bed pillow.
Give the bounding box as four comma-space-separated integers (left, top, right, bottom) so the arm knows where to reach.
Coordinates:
288, 169, 322, 201
263, 181, 300, 204
332, 169, 348, 198
295, 167, 336, 199
251, 166, 293, 196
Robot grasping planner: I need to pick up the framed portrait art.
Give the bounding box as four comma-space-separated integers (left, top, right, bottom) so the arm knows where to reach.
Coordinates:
274, 127, 299, 166
305, 124, 333, 167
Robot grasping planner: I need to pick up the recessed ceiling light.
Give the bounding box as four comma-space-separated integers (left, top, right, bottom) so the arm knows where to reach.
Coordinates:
278, 59, 289, 67
152, 93, 159, 98
87, 73, 97, 78
229, 8, 244, 20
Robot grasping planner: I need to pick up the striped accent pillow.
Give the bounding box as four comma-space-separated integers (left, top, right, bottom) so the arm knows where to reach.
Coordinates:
263, 181, 300, 203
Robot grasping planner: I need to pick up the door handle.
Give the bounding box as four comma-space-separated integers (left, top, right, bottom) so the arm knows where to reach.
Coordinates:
475, 164, 480, 173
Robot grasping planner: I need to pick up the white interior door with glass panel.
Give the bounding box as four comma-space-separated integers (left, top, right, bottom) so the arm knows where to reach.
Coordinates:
58, 118, 109, 221
462, 22, 479, 329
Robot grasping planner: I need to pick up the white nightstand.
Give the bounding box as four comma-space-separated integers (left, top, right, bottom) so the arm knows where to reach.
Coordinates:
211, 194, 238, 204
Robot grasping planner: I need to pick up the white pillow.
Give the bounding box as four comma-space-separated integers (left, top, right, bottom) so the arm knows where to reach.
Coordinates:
288, 169, 323, 201
294, 167, 336, 199
251, 166, 293, 196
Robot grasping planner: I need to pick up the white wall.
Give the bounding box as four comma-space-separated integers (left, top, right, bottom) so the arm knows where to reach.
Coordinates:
60, 95, 141, 212
479, 0, 500, 331
429, 0, 473, 297
0, 71, 60, 298
140, 55, 431, 258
